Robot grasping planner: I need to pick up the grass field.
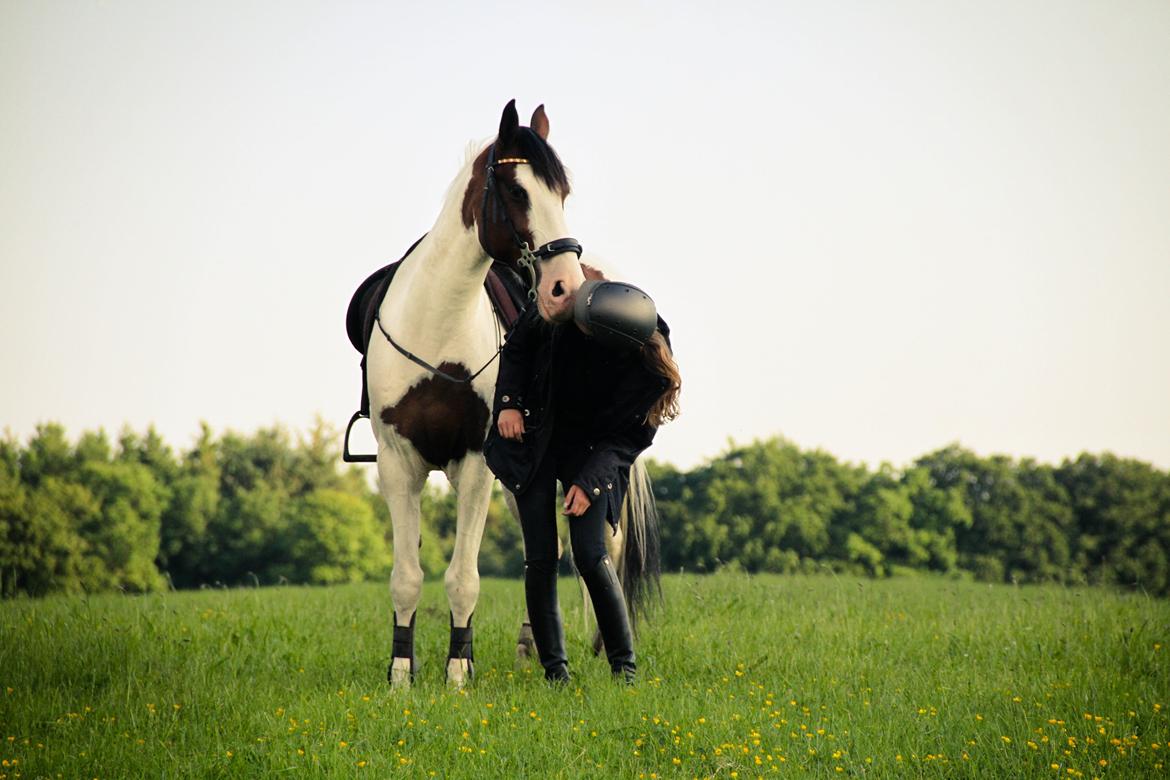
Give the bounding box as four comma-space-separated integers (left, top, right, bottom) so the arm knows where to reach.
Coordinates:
1, 573, 1167, 778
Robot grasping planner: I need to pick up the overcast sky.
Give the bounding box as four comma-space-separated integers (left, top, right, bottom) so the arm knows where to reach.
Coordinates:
2, 0, 1168, 471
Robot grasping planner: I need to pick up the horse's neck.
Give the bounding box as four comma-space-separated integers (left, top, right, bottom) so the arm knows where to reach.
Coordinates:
383, 207, 490, 330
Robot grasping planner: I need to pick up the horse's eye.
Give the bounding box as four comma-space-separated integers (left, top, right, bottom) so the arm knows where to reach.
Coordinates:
508, 184, 527, 202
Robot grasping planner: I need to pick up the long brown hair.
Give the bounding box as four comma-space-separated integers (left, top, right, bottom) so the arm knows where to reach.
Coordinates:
642, 330, 681, 427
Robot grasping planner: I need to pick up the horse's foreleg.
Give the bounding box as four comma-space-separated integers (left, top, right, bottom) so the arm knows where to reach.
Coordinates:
379, 453, 426, 688
444, 456, 493, 687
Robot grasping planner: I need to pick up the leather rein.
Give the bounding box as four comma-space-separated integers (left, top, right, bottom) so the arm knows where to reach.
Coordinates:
373, 143, 583, 385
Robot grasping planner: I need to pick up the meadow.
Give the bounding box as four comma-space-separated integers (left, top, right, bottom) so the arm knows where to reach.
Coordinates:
1, 573, 1166, 779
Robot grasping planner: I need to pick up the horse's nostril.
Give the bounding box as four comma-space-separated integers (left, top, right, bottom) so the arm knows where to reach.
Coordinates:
551, 280, 565, 297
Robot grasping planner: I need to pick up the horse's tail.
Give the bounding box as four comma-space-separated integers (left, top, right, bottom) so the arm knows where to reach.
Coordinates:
619, 456, 663, 632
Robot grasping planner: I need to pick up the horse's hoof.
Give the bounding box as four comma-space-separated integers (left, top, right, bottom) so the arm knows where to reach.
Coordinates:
515, 622, 536, 665
445, 657, 473, 689
388, 657, 414, 688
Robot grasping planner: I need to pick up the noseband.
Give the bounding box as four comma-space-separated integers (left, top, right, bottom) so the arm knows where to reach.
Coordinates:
480, 144, 583, 301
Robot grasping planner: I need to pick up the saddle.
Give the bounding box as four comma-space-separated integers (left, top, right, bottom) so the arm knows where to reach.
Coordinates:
342, 235, 529, 462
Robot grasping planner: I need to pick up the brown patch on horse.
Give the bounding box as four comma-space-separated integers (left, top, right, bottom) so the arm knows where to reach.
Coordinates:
380, 363, 490, 467
461, 147, 490, 229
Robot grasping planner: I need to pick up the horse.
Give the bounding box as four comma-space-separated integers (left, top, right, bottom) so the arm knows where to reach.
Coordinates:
361, 100, 659, 687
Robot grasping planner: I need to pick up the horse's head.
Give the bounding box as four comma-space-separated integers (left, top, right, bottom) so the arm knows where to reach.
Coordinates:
462, 100, 585, 323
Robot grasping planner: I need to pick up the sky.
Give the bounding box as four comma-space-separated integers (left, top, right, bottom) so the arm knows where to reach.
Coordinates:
1, 0, 1168, 471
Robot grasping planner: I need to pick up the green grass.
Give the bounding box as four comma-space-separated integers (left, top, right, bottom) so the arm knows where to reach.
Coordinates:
1, 574, 1167, 778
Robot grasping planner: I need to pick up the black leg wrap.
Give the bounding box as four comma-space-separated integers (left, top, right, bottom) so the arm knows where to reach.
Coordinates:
447, 612, 475, 680
388, 611, 416, 683
580, 555, 636, 683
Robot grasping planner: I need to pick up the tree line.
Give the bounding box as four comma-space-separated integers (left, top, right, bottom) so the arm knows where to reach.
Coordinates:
649, 438, 1170, 595
2, 424, 1167, 597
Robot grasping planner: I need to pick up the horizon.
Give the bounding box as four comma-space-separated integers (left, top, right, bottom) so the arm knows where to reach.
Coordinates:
3, 0, 1168, 472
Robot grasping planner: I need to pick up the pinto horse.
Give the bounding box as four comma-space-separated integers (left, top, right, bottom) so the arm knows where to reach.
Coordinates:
360, 101, 659, 688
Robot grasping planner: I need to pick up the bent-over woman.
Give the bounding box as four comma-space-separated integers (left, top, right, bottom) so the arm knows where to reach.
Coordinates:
484, 280, 681, 683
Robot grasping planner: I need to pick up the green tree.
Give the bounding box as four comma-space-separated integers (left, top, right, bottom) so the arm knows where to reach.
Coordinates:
281, 489, 392, 585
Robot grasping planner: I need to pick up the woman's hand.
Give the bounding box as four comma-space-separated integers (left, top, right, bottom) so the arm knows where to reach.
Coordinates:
497, 409, 526, 440
563, 485, 592, 517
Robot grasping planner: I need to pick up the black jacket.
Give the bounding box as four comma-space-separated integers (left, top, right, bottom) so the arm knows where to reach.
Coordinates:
484, 305, 672, 525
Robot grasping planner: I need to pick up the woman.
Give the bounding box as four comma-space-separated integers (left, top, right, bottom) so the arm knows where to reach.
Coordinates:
484, 279, 681, 683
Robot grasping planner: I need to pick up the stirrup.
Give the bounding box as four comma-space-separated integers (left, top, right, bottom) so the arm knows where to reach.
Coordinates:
342, 411, 377, 463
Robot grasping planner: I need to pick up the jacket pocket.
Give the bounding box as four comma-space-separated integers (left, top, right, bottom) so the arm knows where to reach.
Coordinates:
484, 427, 540, 493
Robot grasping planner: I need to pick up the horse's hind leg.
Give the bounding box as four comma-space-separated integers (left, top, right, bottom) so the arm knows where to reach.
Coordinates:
444, 456, 494, 688
379, 453, 426, 688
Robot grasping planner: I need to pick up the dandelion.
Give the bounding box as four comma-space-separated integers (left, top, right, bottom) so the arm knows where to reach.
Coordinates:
1001, 736, 1012, 744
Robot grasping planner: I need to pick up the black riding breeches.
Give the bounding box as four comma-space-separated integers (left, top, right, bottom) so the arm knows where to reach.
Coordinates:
513, 445, 609, 574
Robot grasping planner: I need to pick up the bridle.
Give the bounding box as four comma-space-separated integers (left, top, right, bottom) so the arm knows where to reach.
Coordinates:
371, 140, 583, 386
480, 143, 583, 301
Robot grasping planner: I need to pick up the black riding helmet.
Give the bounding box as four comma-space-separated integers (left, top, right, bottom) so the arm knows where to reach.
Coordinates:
572, 280, 658, 350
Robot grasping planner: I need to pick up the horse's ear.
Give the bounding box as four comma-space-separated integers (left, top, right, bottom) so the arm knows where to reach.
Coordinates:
530, 104, 549, 140
498, 99, 519, 146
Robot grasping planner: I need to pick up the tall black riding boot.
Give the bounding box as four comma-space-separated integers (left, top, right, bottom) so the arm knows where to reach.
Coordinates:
580, 555, 636, 682
524, 560, 570, 682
